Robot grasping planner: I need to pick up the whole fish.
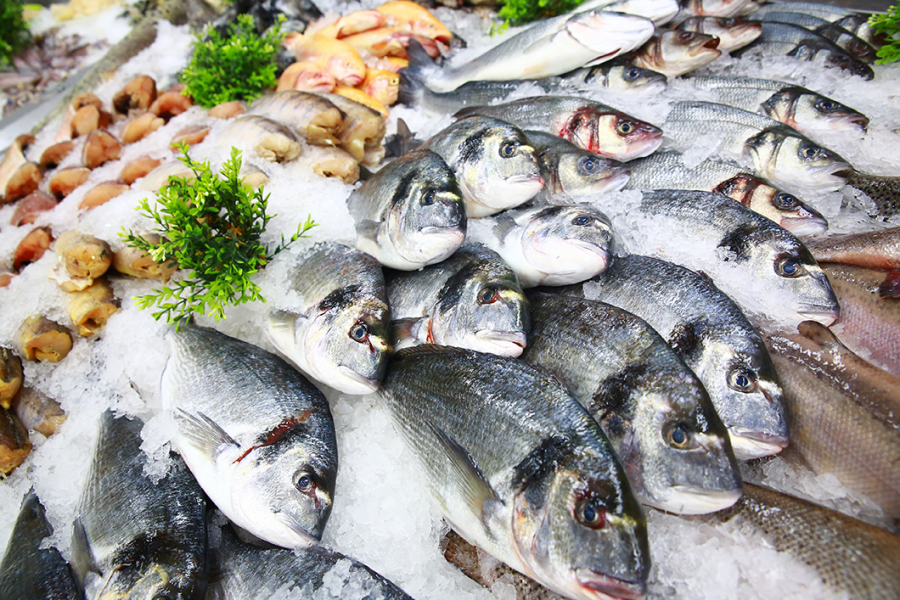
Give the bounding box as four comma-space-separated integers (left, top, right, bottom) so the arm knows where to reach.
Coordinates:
754, 12, 877, 63
630, 31, 722, 77
346, 149, 466, 269
161, 323, 338, 549
626, 151, 827, 235
845, 171, 900, 218
0, 491, 80, 600
577, 254, 788, 459
474, 205, 614, 287
422, 116, 543, 218
266, 243, 391, 395
523, 293, 741, 513
526, 130, 631, 203
764, 321, 900, 522
664, 101, 851, 191
573, 0, 680, 25
806, 227, 900, 270
403, 10, 655, 92
385, 244, 529, 357
379, 344, 650, 600
71, 412, 208, 600
592, 189, 839, 329
674, 16, 762, 52
751, 1, 882, 47
455, 96, 663, 162
685, 76, 869, 135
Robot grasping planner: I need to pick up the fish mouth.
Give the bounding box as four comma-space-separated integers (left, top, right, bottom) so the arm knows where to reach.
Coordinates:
728, 429, 789, 460
336, 366, 381, 395
475, 330, 526, 356
829, 114, 869, 132
575, 569, 645, 600
273, 512, 320, 547
796, 304, 840, 327
619, 136, 663, 162
654, 486, 743, 515
595, 170, 631, 193
781, 213, 828, 237
802, 162, 851, 190
505, 173, 545, 188
689, 36, 720, 56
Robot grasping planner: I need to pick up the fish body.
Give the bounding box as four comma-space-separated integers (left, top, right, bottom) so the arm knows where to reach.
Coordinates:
477, 204, 614, 287
379, 344, 650, 600
347, 149, 466, 269
754, 12, 877, 62
422, 116, 543, 217
385, 245, 529, 357
630, 31, 722, 77
675, 0, 757, 19
806, 227, 900, 271
573, 0, 680, 25
577, 254, 788, 459
314, 93, 387, 165
674, 16, 762, 52
266, 243, 391, 395
845, 171, 900, 218
751, 1, 880, 47
248, 91, 344, 146
523, 293, 741, 513
455, 96, 663, 162
72, 412, 207, 600
216, 115, 301, 163
161, 324, 338, 549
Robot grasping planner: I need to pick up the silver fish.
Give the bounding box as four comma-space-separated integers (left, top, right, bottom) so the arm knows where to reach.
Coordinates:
162, 323, 338, 549
630, 31, 722, 77
379, 344, 650, 600
674, 16, 762, 52
266, 243, 391, 395
216, 115, 302, 163
573, 0, 680, 25
559, 58, 667, 93
751, 1, 882, 47
754, 12, 877, 63
347, 149, 466, 269
674, 0, 758, 19
805, 227, 900, 271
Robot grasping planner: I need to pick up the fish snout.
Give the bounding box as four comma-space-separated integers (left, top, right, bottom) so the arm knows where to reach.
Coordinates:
575, 569, 647, 600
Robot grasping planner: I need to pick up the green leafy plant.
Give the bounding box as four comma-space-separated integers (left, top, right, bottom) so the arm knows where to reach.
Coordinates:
120, 143, 316, 325
869, 4, 900, 64
180, 14, 284, 109
498, 0, 586, 27
0, 0, 31, 66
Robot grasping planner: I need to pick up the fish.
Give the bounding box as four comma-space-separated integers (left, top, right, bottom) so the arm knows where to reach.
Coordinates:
71, 411, 208, 600
575, 254, 788, 459
685, 76, 869, 135
315, 92, 387, 165
572, 0, 680, 25
403, 9, 655, 92
266, 243, 391, 395
663, 101, 851, 191
592, 189, 839, 329
476, 205, 614, 287
754, 11, 877, 63
630, 31, 722, 78
674, 0, 758, 19
750, 1, 882, 48
625, 151, 828, 236
805, 227, 900, 271
844, 171, 900, 218
559, 58, 668, 93
385, 244, 529, 357
216, 115, 302, 163
379, 344, 650, 600
0, 491, 80, 600
376, 0, 453, 44
248, 91, 344, 147
523, 293, 741, 513
422, 116, 543, 218
347, 149, 466, 270
674, 16, 762, 52
161, 323, 338, 548
454, 96, 663, 162
764, 321, 900, 522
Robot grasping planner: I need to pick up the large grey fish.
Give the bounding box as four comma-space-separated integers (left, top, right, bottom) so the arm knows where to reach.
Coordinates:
379, 345, 650, 600
162, 323, 338, 549
751, 1, 882, 47
663, 101, 851, 191
592, 189, 839, 329
674, 16, 762, 52
385, 245, 529, 357
575, 254, 788, 459
475, 205, 614, 287
455, 97, 663, 162
266, 243, 391, 395
522, 293, 741, 513
764, 321, 900, 522
630, 31, 722, 78
753, 12, 877, 63
806, 227, 900, 271
685, 76, 869, 135
421, 116, 543, 217
71, 411, 207, 600
207, 518, 413, 600
0, 491, 80, 600
625, 151, 827, 236
346, 149, 466, 269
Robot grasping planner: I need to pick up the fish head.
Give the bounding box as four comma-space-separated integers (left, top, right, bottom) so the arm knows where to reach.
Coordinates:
821, 49, 875, 80
745, 128, 850, 191
550, 148, 631, 198
562, 108, 662, 162
765, 89, 869, 134
520, 206, 614, 285
97, 559, 205, 600
703, 17, 761, 50
637, 31, 721, 77
715, 175, 828, 236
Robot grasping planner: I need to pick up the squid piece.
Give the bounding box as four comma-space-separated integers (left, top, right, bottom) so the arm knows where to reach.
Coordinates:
0, 348, 23, 410
68, 278, 119, 337
17, 316, 73, 363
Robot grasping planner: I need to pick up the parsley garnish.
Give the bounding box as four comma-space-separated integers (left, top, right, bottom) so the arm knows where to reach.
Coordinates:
869, 4, 900, 65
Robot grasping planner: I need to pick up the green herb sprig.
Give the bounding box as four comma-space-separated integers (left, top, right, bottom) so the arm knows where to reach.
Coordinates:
180, 14, 284, 109
869, 4, 900, 65
120, 143, 316, 325
0, 0, 31, 66
498, 0, 586, 27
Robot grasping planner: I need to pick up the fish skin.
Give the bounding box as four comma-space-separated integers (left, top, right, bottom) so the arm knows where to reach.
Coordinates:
523, 293, 741, 513
422, 116, 543, 218
574, 254, 788, 460
844, 171, 900, 218
806, 228, 900, 271
379, 344, 650, 600
347, 149, 466, 270
0, 491, 80, 600
385, 244, 529, 357
161, 323, 338, 549
630, 31, 722, 78
754, 12, 877, 63
674, 16, 762, 52
593, 189, 839, 329
560, 59, 668, 93
455, 96, 663, 162
72, 411, 207, 600
266, 243, 391, 395
764, 322, 900, 523
478, 204, 614, 288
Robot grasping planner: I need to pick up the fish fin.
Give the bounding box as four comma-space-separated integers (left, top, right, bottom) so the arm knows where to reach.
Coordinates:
491, 212, 518, 242
267, 309, 299, 357
426, 420, 502, 526
403, 38, 435, 85
358, 165, 376, 181
878, 271, 900, 298
175, 409, 239, 456
391, 317, 421, 344
355, 219, 380, 241
385, 117, 423, 157
70, 516, 99, 582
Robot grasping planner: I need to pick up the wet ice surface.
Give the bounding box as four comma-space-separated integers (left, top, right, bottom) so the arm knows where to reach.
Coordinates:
1, 7, 898, 600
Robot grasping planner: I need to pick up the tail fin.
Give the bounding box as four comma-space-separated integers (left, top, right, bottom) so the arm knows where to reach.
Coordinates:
404, 37, 436, 82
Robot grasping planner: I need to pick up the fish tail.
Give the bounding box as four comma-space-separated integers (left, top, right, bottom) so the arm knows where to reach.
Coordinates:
401, 38, 436, 91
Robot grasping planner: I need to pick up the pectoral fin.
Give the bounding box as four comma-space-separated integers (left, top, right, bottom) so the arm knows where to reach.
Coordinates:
175, 409, 239, 457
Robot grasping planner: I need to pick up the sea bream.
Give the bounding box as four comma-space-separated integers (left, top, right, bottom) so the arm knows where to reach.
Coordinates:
522, 293, 742, 513
385, 244, 529, 356
379, 345, 650, 600
674, 16, 762, 52
266, 243, 391, 395
629, 31, 722, 78
162, 323, 338, 549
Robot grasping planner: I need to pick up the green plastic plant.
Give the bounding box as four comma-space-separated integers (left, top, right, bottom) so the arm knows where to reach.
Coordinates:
869, 4, 900, 64
180, 14, 284, 109
498, 0, 586, 27
0, 0, 31, 66
120, 143, 316, 325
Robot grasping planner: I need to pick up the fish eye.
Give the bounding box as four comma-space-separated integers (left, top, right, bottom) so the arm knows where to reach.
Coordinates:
575, 500, 607, 529
616, 120, 635, 136
422, 190, 436, 206
572, 214, 593, 226
294, 471, 315, 493
577, 156, 599, 175
500, 142, 518, 158
349, 322, 369, 342
799, 144, 823, 161
478, 287, 498, 304
624, 67, 641, 81
775, 257, 805, 278
729, 368, 757, 392
666, 423, 692, 449
815, 98, 837, 112
774, 192, 799, 209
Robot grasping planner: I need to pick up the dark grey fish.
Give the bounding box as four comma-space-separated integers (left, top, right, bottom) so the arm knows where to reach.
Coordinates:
674, 16, 762, 52
751, 2, 882, 47
845, 171, 900, 218
753, 12, 877, 62
72, 411, 208, 600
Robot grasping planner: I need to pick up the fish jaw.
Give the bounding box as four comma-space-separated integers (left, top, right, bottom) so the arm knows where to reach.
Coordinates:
335, 365, 382, 395
646, 486, 743, 515
473, 330, 527, 357
525, 241, 611, 286
615, 131, 663, 162
574, 569, 647, 600
728, 428, 789, 460
717, 23, 762, 52
796, 303, 840, 327
566, 11, 656, 58
780, 210, 828, 237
